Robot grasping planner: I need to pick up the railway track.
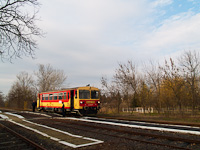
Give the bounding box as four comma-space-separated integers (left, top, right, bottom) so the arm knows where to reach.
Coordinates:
44, 118, 200, 150
0, 123, 46, 150
84, 117, 200, 132
105, 117, 200, 128
1, 110, 200, 149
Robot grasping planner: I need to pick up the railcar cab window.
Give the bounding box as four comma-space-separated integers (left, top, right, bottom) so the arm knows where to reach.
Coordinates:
79, 90, 90, 99
91, 91, 99, 99
75, 91, 77, 99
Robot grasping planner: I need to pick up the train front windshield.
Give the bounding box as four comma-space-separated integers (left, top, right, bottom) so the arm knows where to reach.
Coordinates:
91, 90, 99, 99
79, 90, 99, 99
79, 90, 90, 99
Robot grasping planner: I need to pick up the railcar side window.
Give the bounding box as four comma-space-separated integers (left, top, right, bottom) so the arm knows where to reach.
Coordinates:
79, 90, 90, 99
42, 95, 44, 100
59, 93, 63, 100
68, 92, 70, 99
49, 94, 53, 100
44, 94, 49, 100
91, 91, 99, 99
54, 93, 58, 100
64, 92, 66, 99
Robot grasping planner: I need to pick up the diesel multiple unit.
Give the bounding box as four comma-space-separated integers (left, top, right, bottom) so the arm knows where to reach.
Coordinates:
37, 86, 100, 115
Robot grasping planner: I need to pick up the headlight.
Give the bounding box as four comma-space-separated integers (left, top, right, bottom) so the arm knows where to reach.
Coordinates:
97, 101, 100, 104
80, 101, 85, 104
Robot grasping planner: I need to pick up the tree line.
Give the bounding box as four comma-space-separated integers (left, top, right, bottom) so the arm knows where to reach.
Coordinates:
101, 50, 200, 116
1, 50, 200, 116
1, 64, 67, 109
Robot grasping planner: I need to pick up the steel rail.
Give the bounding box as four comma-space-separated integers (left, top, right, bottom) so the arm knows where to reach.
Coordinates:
78, 118, 200, 144
0, 123, 46, 150
97, 116, 200, 127
51, 119, 197, 150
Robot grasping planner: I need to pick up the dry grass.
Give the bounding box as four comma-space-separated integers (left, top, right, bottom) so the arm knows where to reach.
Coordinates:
98, 111, 200, 124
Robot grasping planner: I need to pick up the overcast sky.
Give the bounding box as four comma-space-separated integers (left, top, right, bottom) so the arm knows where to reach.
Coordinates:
1, 0, 200, 94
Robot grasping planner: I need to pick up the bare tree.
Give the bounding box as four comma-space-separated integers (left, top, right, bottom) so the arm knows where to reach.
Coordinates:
160, 58, 185, 114
144, 60, 162, 113
114, 61, 139, 92
7, 71, 36, 108
138, 76, 153, 114
102, 61, 152, 113
101, 76, 122, 113
0, 0, 42, 61
114, 61, 140, 108
35, 64, 67, 92
178, 50, 200, 115
0, 91, 5, 107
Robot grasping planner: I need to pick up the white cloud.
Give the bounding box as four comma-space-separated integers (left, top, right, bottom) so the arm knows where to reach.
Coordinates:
41, 0, 148, 29
140, 11, 200, 55
2, 0, 200, 95
152, 0, 173, 7
36, 0, 151, 71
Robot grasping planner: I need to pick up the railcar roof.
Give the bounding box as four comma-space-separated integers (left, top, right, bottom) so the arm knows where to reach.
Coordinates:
39, 86, 99, 94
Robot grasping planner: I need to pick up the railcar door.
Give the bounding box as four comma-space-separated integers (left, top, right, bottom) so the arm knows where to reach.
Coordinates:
37, 94, 41, 108
70, 90, 74, 111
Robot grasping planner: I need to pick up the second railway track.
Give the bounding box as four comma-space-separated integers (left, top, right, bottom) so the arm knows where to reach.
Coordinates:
0, 123, 46, 150
33, 117, 200, 150
1, 110, 200, 150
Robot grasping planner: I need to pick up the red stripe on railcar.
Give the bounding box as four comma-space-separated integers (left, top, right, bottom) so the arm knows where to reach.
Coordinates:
41, 100, 69, 102
79, 100, 99, 107
40, 106, 70, 109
